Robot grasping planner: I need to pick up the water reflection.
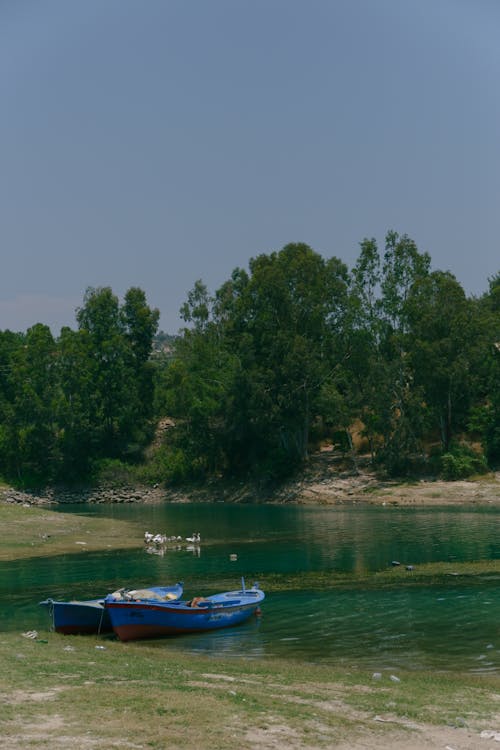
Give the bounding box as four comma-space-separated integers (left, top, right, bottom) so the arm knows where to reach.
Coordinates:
56, 502, 500, 571
3, 503, 500, 672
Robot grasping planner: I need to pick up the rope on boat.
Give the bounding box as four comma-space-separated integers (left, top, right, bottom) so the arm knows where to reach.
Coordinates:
97, 602, 106, 635
46, 598, 55, 632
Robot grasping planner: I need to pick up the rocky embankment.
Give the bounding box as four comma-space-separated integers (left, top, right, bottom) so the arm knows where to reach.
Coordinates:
0, 485, 168, 506
271, 451, 500, 506
1, 451, 499, 507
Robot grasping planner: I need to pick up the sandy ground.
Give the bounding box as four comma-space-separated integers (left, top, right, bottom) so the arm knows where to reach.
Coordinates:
289, 471, 500, 508
270, 452, 500, 508
245, 722, 500, 750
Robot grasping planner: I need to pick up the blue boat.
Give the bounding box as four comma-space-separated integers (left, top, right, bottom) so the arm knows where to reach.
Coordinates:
40, 582, 183, 635
105, 579, 264, 642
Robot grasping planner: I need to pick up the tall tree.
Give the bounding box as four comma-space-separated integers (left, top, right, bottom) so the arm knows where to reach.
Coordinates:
75, 286, 159, 460
406, 271, 473, 452
55, 326, 95, 477
168, 243, 352, 481
469, 273, 500, 463
7, 325, 58, 483
350, 232, 432, 473
122, 287, 160, 435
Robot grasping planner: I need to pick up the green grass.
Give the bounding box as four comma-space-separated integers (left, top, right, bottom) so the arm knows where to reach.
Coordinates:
0, 502, 144, 561
1, 632, 499, 749
3, 499, 500, 747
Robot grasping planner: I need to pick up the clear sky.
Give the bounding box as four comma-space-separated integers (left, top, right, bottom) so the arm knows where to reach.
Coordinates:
2, 0, 499, 335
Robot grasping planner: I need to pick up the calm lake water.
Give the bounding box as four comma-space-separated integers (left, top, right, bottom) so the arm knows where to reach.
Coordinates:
3, 502, 500, 673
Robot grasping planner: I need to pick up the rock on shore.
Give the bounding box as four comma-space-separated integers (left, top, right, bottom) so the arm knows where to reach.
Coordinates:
1, 451, 499, 507
0, 485, 171, 506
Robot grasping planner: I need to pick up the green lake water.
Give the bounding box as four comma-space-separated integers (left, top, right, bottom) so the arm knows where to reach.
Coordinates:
2, 502, 500, 673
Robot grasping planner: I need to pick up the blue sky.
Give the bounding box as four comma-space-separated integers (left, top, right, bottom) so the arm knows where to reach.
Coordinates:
2, 0, 499, 334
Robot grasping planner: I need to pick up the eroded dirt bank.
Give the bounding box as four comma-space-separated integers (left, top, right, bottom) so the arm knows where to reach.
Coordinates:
1, 452, 499, 508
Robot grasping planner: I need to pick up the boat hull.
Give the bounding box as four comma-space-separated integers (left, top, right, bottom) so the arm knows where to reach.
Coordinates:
40, 583, 183, 635
39, 599, 112, 635
105, 587, 265, 642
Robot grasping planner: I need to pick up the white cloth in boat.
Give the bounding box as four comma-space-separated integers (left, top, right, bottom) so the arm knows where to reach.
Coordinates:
110, 588, 178, 601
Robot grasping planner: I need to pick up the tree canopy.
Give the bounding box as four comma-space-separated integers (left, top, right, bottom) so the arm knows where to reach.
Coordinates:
0, 234, 498, 488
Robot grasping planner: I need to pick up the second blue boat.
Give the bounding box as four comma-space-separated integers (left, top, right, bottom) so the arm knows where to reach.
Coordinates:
105, 579, 264, 642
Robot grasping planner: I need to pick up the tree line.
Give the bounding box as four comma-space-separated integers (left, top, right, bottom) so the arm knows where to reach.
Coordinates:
1, 232, 499, 488
0, 287, 159, 485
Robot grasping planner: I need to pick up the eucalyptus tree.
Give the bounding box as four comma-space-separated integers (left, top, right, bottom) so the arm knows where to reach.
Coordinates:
405, 271, 473, 452
469, 273, 500, 464
55, 326, 96, 477
122, 287, 160, 445
76, 287, 128, 456
166, 279, 242, 478
0, 330, 25, 479
349, 232, 432, 473
75, 286, 159, 461
218, 243, 351, 478
349, 237, 384, 457
5, 324, 58, 483
166, 244, 352, 482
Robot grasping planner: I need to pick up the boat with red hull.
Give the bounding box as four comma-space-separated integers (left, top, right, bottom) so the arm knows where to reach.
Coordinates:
40, 583, 183, 635
105, 579, 264, 642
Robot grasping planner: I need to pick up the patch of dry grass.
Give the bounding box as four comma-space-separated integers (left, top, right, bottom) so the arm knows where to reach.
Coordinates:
3, 498, 500, 748
0, 503, 143, 561
1, 633, 500, 749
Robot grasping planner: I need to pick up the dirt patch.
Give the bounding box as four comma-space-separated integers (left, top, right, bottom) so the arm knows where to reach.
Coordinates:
244, 722, 304, 749
333, 723, 490, 750
1, 688, 63, 705
2, 450, 499, 509
268, 451, 500, 508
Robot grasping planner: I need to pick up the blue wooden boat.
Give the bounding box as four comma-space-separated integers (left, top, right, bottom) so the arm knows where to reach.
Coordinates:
40, 582, 183, 635
105, 579, 264, 642
39, 597, 113, 635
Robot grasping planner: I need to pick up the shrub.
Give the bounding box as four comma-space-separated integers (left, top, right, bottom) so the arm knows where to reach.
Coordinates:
440, 444, 489, 480
92, 458, 135, 487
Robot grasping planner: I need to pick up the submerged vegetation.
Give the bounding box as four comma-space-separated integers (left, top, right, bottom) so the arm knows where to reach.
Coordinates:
0, 231, 499, 490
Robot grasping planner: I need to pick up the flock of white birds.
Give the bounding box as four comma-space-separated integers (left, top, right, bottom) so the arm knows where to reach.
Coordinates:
143, 530, 202, 557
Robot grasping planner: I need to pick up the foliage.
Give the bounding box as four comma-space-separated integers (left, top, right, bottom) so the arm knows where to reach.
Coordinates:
164, 243, 352, 482
0, 287, 159, 487
90, 457, 136, 487
0, 233, 498, 487
439, 443, 489, 480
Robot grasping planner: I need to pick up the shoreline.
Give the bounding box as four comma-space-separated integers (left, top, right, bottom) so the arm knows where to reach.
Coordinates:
1, 464, 500, 508
2, 466, 500, 749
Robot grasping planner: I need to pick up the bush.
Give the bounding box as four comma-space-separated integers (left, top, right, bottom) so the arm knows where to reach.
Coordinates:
135, 445, 197, 486
91, 458, 135, 487
440, 444, 489, 480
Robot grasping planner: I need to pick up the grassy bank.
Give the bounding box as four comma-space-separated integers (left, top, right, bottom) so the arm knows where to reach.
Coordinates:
3, 500, 500, 748
0, 503, 143, 562
1, 631, 499, 749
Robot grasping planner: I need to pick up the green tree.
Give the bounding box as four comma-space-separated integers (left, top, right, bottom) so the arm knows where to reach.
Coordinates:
55, 326, 95, 477
406, 271, 474, 452
122, 287, 160, 446
349, 232, 431, 474
76, 287, 128, 456
230, 244, 350, 475
469, 273, 500, 464
75, 286, 159, 462
6, 325, 58, 483
0, 330, 26, 479
167, 243, 352, 482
